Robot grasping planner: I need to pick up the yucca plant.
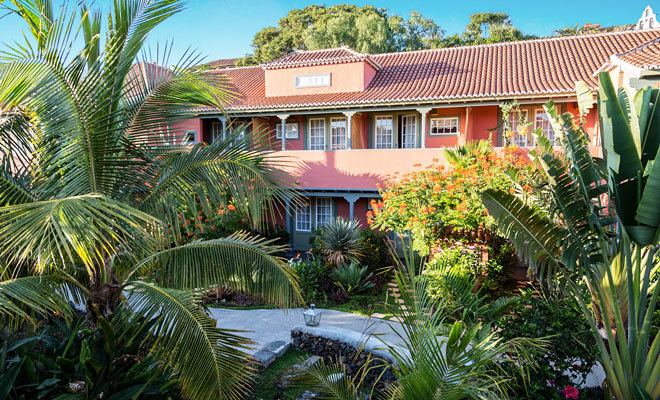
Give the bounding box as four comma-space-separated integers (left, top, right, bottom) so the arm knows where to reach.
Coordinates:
315, 217, 364, 267
482, 72, 660, 398
0, 1, 301, 399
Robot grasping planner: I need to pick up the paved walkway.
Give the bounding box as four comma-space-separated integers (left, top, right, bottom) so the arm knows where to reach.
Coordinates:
208, 307, 406, 355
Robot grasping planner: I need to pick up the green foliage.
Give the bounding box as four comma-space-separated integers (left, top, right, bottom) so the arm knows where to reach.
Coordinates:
0, 312, 181, 399
248, 348, 311, 400
314, 217, 363, 267
0, 1, 302, 398
462, 12, 536, 45
495, 288, 599, 399
236, 5, 445, 65
331, 262, 375, 295
482, 75, 660, 399
291, 253, 550, 399
357, 229, 390, 274
289, 258, 333, 303
370, 140, 534, 255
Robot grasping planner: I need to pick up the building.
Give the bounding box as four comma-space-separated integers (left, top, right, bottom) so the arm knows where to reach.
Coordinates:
637, 5, 659, 30
176, 29, 660, 250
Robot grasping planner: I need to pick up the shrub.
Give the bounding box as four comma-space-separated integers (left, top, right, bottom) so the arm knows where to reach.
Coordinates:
358, 229, 391, 274
368, 140, 534, 255
0, 312, 181, 399
331, 262, 375, 295
495, 288, 600, 399
289, 258, 333, 302
314, 217, 363, 267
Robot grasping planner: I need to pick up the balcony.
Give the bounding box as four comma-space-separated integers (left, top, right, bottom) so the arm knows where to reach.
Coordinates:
266, 148, 450, 190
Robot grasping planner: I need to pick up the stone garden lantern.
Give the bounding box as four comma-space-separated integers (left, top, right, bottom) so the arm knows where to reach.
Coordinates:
303, 304, 322, 327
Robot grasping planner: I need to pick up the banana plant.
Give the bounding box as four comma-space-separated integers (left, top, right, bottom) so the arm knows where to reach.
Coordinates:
0, 1, 301, 399
482, 72, 660, 398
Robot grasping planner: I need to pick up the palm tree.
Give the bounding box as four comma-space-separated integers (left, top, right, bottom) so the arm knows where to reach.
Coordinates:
481, 73, 660, 398
0, 1, 301, 399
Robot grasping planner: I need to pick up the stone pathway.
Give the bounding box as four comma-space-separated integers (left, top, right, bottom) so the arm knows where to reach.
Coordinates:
208, 307, 406, 358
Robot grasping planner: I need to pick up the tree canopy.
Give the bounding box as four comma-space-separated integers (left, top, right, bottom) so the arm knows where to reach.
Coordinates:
236, 7, 536, 66
237, 5, 444, 65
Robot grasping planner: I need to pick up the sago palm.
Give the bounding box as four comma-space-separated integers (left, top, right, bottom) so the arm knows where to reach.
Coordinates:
0, 1, 301, 399
481, 73, 660, 398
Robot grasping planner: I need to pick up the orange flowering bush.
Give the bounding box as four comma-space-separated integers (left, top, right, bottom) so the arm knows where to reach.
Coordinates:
369, 141, 534, 255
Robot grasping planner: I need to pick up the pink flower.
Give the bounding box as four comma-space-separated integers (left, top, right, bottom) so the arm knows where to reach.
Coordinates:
562, 385, 579, 399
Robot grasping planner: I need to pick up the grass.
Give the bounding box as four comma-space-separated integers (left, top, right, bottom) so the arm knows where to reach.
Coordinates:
318, 292, 399, 320
248, 348, 312, 400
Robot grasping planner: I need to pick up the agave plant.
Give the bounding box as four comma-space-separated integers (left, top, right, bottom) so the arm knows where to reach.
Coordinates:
316, 217, 364, 267
482, 72, 660, 398
0, 1, 301, 399
331, 262, 374, 295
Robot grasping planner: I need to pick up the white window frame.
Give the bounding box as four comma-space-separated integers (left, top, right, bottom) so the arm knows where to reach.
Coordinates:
430, 116, 459, 136
210, 122, 223, 143
400, 114, 417, 149
330, 117, 347, 150
534, 108, 556, 146
375, 115, 394, 149
183, 130, 196, 144
510, 110, 533, 147
295, 73, 331, 88
309, 118, 326, 150
295, 199, 311, 232
275, 122, 299, 140
315, 197, 333, 227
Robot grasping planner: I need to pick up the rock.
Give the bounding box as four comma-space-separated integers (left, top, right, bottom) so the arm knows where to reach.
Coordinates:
253, 349, 276, 367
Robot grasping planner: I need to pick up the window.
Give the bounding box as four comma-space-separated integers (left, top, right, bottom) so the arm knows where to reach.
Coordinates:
509, 110, 533, 147
275, 122, 299, 140
295, 199, 311, 232
430, 117, 459, 135
535, 109, 556, 145
210, 122, 223, 143
400, 115, 417, 148
183, 130, 196, 144
316, 198, 333, 226
309, 118, 326, 150
375, 116, 393, 149
295, 73, 331, 88
330, 117, 347, 150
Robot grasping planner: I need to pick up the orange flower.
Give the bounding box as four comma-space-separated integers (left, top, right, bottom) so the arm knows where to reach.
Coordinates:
227, 204, 236, 211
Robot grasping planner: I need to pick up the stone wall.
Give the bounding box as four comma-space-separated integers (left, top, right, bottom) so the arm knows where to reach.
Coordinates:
290, 326, 398, 389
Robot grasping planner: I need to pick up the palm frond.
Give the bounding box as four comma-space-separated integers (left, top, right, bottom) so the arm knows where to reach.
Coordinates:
127, 231, 301, 307
137, 135, 294, 232
482, 189, 566, 283
0, 275, 76, 325
0, 194, 161, 275
122, 281, 253, 400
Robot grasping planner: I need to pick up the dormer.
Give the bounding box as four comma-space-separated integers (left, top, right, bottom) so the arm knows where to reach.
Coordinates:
262, 47, 381, 97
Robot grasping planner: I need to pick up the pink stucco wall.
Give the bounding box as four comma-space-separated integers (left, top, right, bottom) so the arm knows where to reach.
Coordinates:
267, 148, 450, 191
170, 119, 203, 143
265, 62, 375, 97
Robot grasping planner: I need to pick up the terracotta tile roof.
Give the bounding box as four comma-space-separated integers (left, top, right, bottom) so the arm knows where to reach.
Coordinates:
125, 62, 173, 99
616, 38, 660, 69
201, 29, 660, 113
261, 46, 382, 70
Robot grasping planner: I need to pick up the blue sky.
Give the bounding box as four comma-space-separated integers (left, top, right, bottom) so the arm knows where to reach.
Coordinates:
0, 0, 656, 63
